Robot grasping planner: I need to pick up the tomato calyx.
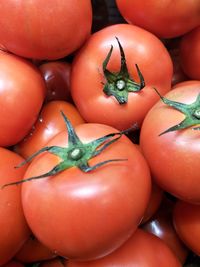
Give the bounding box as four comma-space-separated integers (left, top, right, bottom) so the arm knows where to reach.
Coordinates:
2, 111, 128, 188
102, 37, 145, 104
154, 88, 200, 135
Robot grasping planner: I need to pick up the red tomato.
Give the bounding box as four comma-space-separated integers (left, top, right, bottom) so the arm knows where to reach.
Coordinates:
14, 234, 56, 264
116, 0, 200, 38
71, 24, 173, 130
173, 200, 200, 255
141, 182, 163, 224
0, 51, 46, 147
21, 122, 151, 261
2, 260, 25, 267
67, 229, 181, 267
0, 148, 30, 265
140, 83, 200, 203
0, 1, 92, 60
39, 61, 72, 103
14, 101, 85, 159
172, 80, 200, 90
180, 26, 200, 80
142, 197, 189, 264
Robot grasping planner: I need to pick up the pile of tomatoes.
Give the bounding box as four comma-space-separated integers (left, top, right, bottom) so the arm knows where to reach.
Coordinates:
0, 1, 199, 266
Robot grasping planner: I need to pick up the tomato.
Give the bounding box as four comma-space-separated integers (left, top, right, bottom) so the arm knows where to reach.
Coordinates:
0, 51, 46, 147
14, 101, 85, 159
67, 229, 181, 266
141, 182, 163, 224
39, 61, 72, 103
14, 234, 56, 264
173, 200, 200, 255
2, 260, 25, 267
172, 80, 200, 90
71, 24, 173, 130
140, 83, 200, 203
180, 26, 200, 80
116, 0, 200, 38
142, 197, 189, 264
20, 120, 151, 261
0, 148, 30, 265
0, 1, 92, 60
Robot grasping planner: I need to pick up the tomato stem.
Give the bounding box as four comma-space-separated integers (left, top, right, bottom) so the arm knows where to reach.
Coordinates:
2, 111, 130, 188
102, 37, 145, 104
153, 88, 200, 135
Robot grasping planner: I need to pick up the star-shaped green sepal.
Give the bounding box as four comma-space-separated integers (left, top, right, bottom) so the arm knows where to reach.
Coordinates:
102, 37, 145, 104
154, 88, 200, 135
2, 111, 128, 188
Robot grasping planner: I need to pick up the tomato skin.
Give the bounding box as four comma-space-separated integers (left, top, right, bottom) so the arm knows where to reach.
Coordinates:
0, 148, 30, 265
0, 1, 92, 60
14, 235, 56, 264
67, 229, 181, 267
116, 0, 200, 38
173, 200, 200, 256
180, 26, 200, 80
14, 101, 85, 159
172, 80, 200, 90
39, 61, 72, 103
21, 123, 151, 261
141, 182, 163, 224
0, 51, 46, 147
71, 24, 173, 131
142, 198, 189, 264
140, 84, 200, 203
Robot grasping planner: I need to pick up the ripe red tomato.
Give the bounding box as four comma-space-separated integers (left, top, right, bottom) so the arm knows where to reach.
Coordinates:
0, 148, 30, 265
0, 1, 92, 60
67, 229, 181, 266
21, 122, 151, 260
116, 0, 200, 38
173, 200, 200, 256
142, 197, 189, 264
141, 182, 163, 224
140, 83, 200, 203
39, 61, 72, 103
0, 51, 46, 147
71, 24, 173, 130
180, 26, 200, 80
15, 234, 56, 264
14, 101, 85, 159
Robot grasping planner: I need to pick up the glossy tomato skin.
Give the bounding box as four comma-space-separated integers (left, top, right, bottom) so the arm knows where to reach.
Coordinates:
172, 80, 200, 90
14, 235, 56, 264
142, 197, 189, 264
173, 200, 200, 255
14, 101, 85, 159
71, 24, 173, 131
0, 1, 92, 60
140, 84, 200, 203
39, 61, 72, 103
0, 148, 30, 265
21, 123, 151, 261
116, 0, 200, 38
180, 26, 200, 80
67, 229, 181, 267
0, 51, 46, 147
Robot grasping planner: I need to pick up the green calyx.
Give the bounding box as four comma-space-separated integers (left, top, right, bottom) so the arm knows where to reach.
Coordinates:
102, 37, 145, 104
154, 88, 200, 135
2, 111, 127, 188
